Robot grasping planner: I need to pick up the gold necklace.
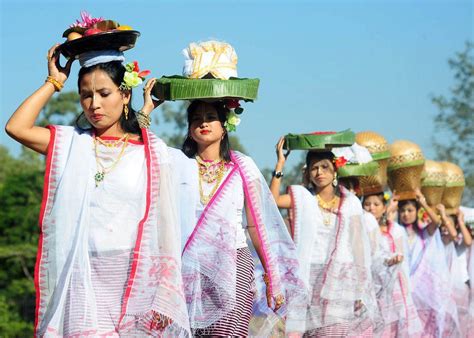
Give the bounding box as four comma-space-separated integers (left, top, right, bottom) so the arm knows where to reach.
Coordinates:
316, 194, 338, 210
316, 194, 338, 226
94, 134, 129, 187
196, 155, 225, 183
95, 133, 129, 148
198, 159, 226, 204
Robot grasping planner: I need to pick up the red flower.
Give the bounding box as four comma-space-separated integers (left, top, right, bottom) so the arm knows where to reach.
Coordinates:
310, 131, 336, 135
138, 70, 151, 78
131, 61, 151, 79
225, 99, 240, 109
133, 61, 139, 72
334, 156, 348, 168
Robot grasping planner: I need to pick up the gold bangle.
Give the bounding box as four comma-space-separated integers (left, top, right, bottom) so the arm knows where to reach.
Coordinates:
45, 76, 63, 92
136, 110, 151, 129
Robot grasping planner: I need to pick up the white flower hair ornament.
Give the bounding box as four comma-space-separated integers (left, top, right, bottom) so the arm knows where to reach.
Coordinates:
120, 61, 150, 90
223, 99, 244, 132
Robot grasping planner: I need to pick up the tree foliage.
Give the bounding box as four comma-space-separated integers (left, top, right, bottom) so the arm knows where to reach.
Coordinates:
432, 41, 474, 202
0, 146, 42, 335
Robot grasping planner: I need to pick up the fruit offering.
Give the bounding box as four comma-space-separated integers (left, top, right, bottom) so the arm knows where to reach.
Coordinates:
62, 11, 133, 41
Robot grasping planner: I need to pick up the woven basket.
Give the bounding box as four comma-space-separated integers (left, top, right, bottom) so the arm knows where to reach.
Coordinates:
421, 160, 446, 208
441, 162, 465, 215
387, 140, 425, 200
355, 131, 390, 195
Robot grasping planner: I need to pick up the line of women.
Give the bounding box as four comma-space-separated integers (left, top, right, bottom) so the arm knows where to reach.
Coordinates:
5, 12, 473, 337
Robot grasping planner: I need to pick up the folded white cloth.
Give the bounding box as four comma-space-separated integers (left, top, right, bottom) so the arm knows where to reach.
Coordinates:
332, 143, 373, 164
182, 40, 238, 80
79, 50, 125, 68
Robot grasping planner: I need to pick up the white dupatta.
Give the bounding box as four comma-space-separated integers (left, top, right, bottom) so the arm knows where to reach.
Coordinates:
35, 126, 190, 337
287, 185, 378, 334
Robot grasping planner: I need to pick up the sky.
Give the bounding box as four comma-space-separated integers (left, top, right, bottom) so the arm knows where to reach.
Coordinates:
0, 0, 472, 171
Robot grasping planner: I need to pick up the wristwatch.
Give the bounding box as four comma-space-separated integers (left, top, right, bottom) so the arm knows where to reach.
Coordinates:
273, 170, 284, 178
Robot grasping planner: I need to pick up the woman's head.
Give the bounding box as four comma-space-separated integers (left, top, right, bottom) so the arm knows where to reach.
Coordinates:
305, 151, 336, 191
76, 61, 140, 135
398, 199, 419, 225
182, 100, 231, 161
363, 193, 386, 222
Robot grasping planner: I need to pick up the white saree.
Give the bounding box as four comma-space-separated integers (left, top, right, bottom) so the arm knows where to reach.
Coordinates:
286, 185, 378, 335
35, 126, 190, 337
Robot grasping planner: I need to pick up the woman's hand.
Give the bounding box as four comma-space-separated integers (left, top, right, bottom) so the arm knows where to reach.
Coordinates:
140, 78, 164, 115
149, 311, 173, 330
263, 273, 285, 312
47, 44, 74, 84
415, 188, 427, 207
275, 136, 290, 167
386, 253, 403, 266
436, 203, 447, 218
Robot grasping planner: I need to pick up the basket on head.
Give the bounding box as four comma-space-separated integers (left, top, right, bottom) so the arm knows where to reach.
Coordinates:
421, 160, 446, 208
355, 131, 390, 195
387, 140, 425, 200
440, 162, 465, 215
284, 130, 355, 151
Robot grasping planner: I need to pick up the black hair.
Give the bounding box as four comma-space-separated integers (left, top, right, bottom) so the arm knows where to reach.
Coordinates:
398, 199, 420, 225
338, 177, 360, 193
75, 61, 141, 135
182, 100, 231, 162
362, 192, 387, 205
305, 151, 335, 170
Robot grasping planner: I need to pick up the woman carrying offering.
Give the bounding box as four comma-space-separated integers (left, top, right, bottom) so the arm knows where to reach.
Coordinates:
271, 133, 379, 336
5, 12, 190, 337
144, 40, 306, 336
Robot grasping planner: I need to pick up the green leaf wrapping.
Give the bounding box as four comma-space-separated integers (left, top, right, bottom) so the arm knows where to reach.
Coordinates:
284, 130, 355, 150
338, 161, 380, 178
152, 76, 260, 101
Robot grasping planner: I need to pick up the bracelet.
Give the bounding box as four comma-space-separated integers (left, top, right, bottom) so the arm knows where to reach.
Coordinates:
136, 110, 151, 129
45, 76, 64, 92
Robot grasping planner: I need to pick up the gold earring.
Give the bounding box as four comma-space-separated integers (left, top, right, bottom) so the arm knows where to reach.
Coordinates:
124, 105, 129, 120
332, 173, 338, 187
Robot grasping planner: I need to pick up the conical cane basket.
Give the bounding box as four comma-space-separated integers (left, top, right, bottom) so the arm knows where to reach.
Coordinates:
387, 140, 425, 200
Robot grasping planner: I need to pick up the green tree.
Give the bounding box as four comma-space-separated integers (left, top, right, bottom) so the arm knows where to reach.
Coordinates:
432, 41, 474, 202
38, 90, 81, 126
0, 147, 42, 336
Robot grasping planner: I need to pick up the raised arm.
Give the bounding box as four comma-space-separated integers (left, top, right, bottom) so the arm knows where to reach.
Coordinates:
457, 209, 472, 246
269, 137, 293, 209
5, 44, 74, 155
436, 204, 458, 240
415, 189, 441, 236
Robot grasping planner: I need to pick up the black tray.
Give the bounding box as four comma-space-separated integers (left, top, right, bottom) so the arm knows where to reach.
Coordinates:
58, 30, 140, 59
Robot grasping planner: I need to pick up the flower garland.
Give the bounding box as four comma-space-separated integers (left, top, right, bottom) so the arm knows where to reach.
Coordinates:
120, 61, 150, 90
